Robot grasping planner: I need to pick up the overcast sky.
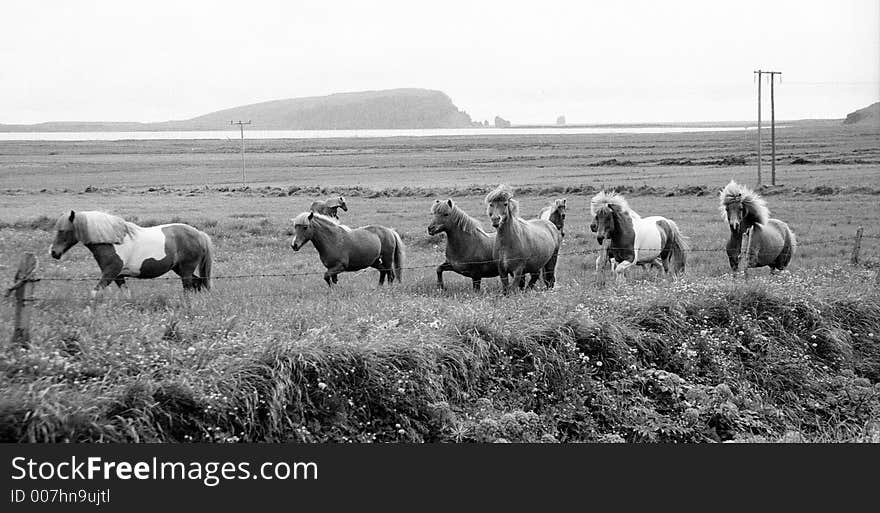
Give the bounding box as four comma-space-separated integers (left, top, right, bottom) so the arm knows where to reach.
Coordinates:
1, 0, 877, 125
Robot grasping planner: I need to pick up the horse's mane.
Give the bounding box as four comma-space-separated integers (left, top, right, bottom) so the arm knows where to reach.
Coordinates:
432, 199, 489, 235
485, 184, 520, 217
56, 211, 135, 244
293, 211, 352, 231
719, 180, 770, 225
590, 191, 640, 220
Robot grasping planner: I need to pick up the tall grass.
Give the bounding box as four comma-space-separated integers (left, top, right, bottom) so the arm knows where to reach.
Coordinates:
1, 265, 877, 442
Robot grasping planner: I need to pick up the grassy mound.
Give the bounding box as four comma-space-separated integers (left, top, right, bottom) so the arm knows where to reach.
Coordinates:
1, 273, 879, 443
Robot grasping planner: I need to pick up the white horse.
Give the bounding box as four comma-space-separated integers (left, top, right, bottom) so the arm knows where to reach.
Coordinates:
589, 191, 688, 281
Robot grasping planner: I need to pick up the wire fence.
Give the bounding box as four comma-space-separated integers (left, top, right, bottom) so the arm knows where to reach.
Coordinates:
25, 232, 880, 284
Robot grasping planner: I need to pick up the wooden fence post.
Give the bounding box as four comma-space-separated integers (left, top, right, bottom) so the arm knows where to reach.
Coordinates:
738, 227, 754, 278
6, 253, 38, 347
850, 226, 863, 265
595, 241, 610, 288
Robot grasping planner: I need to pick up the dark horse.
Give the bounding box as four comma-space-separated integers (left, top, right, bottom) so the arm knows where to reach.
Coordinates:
719, 180, 796, 272
290, 211, 405, 286
50, 210, 213, 296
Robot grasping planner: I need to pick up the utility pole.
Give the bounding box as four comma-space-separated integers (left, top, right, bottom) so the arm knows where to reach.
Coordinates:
754, 70, 762, 185
754, 70, 781, 186
230, 120, 251, 185
768, 71, 781, 186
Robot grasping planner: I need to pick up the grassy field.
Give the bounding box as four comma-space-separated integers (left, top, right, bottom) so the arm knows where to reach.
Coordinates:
0, 121, 879, 442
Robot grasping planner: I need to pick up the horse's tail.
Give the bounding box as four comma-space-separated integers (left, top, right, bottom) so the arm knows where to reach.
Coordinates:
666, 219, 689, 274
775, 222, 797, 270
198, 232, 213, 290
391, 229, 405, 282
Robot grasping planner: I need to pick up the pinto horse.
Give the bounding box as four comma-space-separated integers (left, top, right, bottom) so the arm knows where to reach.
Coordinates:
50, 210, 213, 296
719, 180, 796, 272
428, 198, 499, 290
290, 211, 404, 286
485, 184, 562, 293
310, 196, 348, 219
589, 191, 688, 281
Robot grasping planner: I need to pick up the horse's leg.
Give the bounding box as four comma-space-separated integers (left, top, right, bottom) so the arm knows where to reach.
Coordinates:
180, 273, 197, 291
499, 267, 511, 294
543, 252, 559, 288
114, 276, 132, 299
511, 266, 526, 292
92, 262, 123, 299
472, 278, 481, 291
526, 272, 540, 289
323, 263, 345, 287
726, 235, 741, 273
436, 262, 453, 290
614, 260, 634, 284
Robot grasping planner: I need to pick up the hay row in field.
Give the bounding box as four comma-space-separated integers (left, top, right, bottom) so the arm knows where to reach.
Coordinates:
4, 182, 880, 200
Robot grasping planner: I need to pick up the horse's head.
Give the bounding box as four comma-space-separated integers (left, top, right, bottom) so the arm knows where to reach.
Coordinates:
290, 212, 315, 251
722, 194, 744, 232
593, 205, 618, 245
550, 199, 566, 236
337, 196, 348, 212
50, 210, 79, 259
486, 197, 515, 229
428, 199, 454, 235
485, 185, 517, 229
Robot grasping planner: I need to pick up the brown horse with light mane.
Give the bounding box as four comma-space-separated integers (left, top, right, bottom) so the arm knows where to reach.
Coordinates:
428, 198, 499, 290
290, 211, 404, 286
485, 184, 561, 293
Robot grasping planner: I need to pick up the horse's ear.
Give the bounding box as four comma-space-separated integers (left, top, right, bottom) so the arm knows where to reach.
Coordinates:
561, 198, 566, 207
69, 210, 75, 222
446, 199, 453, 207
308, 212, 314, 220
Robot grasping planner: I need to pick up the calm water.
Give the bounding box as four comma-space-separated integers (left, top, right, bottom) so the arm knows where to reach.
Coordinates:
0, 126, 759, 142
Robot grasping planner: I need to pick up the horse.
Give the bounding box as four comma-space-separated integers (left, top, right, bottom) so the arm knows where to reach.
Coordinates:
50, 210, 213, 297
719, 180, 796, 272
290, 211, 404, 287
538, 198, 567, 237
428, 198, 499, 290
310, 196, 348, 219
589, 191, 688, 281
485, 184, 562, 293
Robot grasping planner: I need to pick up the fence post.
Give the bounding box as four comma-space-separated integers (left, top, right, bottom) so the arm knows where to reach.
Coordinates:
6, 253, 38, 347
595, 241, 610, 288
850, 226, 863, 265
738, 227, 753, 278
